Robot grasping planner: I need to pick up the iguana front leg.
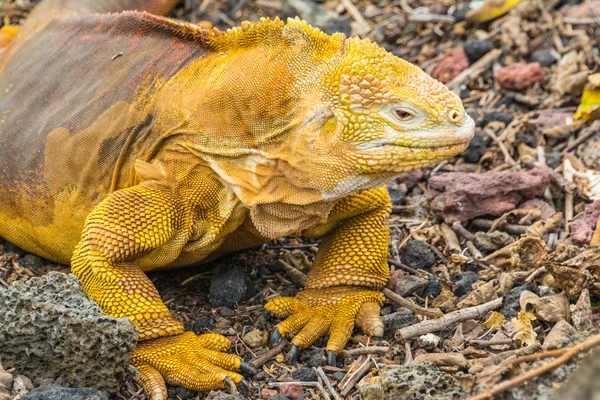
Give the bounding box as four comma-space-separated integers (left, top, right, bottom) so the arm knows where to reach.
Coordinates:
71, 183, 252, 400
265, 187, 390, 364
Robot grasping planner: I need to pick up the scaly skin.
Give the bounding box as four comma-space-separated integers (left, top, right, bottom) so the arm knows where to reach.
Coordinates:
0, 1, 474, 398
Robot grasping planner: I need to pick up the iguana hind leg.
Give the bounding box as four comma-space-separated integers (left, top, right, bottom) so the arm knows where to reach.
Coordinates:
265, 187, 390, 364
71, 183, 252, 400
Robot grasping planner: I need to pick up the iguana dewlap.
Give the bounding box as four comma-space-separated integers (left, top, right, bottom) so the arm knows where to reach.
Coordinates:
0, 0, 474, 398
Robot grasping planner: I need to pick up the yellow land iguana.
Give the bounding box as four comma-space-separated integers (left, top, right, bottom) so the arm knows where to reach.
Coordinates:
0, 0, 474, 398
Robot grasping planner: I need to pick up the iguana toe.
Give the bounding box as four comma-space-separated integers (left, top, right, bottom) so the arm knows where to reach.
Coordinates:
132, 332, 252, 399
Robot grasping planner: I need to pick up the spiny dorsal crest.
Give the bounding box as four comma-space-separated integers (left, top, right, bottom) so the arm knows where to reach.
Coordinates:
205, 17, 345, 56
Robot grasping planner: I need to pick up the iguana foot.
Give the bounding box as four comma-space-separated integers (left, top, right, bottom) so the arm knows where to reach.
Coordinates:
265, 287, 384, 365
132, 332, 256, 400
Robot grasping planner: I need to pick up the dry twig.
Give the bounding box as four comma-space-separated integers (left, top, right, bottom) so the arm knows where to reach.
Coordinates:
469, 335, 600, 399
396, 298, 503, 340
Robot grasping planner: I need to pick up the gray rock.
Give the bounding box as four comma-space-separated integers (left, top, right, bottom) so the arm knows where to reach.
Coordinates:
381, 361, 464, 399
209, 267, 255, 307
360, 383, 384, 400
20, 384, 107, 400
395, 275, 428, 297
0, 272, 137, 394
292, 367, 317, 382
382, 309, 419, 332
400, 240, 436, 270
206, 391, 246, 400
387, 182, 406, 206
271, 394, 290, 400
454, 271, 479, 297
282, 0, 351, 35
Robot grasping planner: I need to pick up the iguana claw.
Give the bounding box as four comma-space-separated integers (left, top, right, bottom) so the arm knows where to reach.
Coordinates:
289, 345, 299, 364
327, 350, 336, 366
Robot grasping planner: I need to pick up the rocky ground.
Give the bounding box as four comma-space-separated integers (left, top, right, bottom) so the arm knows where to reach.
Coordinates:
1, 0, 600, 399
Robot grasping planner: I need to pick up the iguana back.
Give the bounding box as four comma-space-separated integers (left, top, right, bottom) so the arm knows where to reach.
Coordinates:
0, 1, 206, 262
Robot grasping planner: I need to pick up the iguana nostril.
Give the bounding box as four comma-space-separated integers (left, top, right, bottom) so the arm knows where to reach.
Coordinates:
449, 110, 461, 123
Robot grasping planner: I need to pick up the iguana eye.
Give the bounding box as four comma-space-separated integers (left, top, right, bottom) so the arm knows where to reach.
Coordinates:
395, 109, 414, 121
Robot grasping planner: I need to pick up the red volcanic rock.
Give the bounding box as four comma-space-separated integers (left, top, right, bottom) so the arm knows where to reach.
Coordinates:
426, 168, 552, 223
433, 48, 470, 84
496, 62, 545, 91
569, 200, 600, 244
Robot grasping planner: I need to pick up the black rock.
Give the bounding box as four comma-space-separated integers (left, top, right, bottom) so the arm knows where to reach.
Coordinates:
333, 371, 346, 382
464, 39, 494, 63
194, 316, 215, 331
387, 182, 406, 206
383, 309, 419, 332
482, 111, 514, 127
3, 240, 24, 256
307, 352, 326, 367
530, 49, 558, 67
209, 267, 256, 307
400, 240, 436, 270
421, 276, 442, 298
460, 131, 490, 163
292, 366, 318, 382
21, 384, 107, 400
454, 271, 479, 297
500, 284, 538, 319
298, 393, 313, 400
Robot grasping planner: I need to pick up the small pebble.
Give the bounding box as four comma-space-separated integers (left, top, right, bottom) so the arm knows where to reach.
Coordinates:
332, 371, 346, 382
417, 333, 441, 349
530, 48, 558, 67
496, 62, 545, 91
463, 39, 494, 63
242, 329, 264, 348
395, 275, 429, 297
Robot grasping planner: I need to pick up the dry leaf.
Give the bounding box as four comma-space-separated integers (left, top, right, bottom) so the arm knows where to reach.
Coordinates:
545, 261, 592, 296
543, 320, 577, 350
511, 311, 537, 347
571, 288, 594, 333
519, 290, 570, 323
457, 273, 516, 308
510, 236, 547, 269
483, 311, 506, 331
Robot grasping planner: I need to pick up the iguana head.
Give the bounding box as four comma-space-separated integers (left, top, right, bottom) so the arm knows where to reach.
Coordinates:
168, 18, 473, 208
287, 21, 474, 198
